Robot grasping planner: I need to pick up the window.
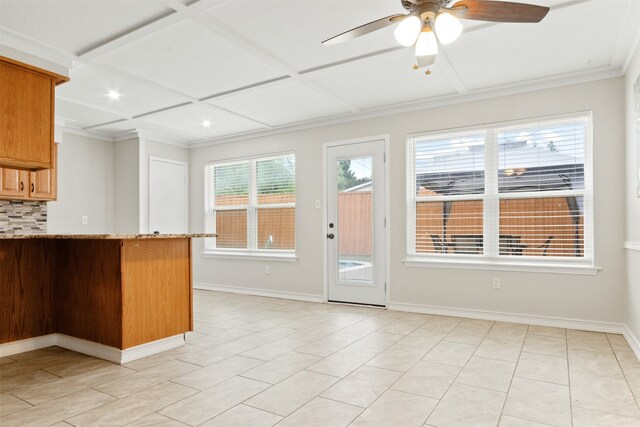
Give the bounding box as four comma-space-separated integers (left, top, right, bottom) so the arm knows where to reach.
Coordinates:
406, 113, 593, 269
205, 154, 295, 256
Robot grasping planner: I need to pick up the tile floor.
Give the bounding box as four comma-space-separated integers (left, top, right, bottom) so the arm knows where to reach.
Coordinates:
2, 289, 640, 426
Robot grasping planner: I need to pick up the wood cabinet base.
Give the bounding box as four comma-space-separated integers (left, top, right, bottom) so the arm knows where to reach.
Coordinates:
0, 238, 193, 350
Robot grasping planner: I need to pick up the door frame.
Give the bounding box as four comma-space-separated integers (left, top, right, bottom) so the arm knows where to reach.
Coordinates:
322, 134, 391, 307
148, 156, 189, 234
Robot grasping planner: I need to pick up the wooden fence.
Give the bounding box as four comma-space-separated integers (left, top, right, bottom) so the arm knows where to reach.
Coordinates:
214, 194, 295, 250
338, 192, 372, 256
416, 197, 584, 256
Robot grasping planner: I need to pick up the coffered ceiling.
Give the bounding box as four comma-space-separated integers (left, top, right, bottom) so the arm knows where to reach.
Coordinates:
1, 0, 639, 146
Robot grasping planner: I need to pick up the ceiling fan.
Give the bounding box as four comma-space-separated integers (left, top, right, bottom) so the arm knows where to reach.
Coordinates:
322, 0, 550, 73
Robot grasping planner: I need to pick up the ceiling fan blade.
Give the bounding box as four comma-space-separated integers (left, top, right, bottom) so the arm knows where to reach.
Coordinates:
447, 0, 550, 23
322, 14, 407, 45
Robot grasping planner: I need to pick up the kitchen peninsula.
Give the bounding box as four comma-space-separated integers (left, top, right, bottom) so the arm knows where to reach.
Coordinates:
0, 234, 213, 363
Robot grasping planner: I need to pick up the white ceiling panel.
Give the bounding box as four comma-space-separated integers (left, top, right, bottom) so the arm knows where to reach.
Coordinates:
95, 20, 286, 98
55, 98, 125, 128
444, 0, 628, 91
56, 63, 188, 117
140, 104, 267, 139
210, 80, 351, 126
0, 0, 172, 54
208, 0, 405, 71
307, 49, 458, 110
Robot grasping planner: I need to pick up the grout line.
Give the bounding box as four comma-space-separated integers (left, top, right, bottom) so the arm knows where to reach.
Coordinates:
241, 400, 288, 419
565, 328, 575, 427
499, 414, 556, 426
607, 334, 640, 411
495, 324, 526, 419
7, 393, 35, 408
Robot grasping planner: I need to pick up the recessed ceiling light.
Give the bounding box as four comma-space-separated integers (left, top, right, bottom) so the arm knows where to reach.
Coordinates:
201, 120, 211, 127
107, 90, 121, 100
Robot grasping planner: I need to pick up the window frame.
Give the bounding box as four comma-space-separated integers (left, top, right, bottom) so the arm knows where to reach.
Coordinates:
204, 152, 297, 260
405, 112, 597, 274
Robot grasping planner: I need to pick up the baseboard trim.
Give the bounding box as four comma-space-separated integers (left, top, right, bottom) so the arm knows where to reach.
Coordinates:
0, 334, 57, 358
387, 302, 626, 335
623, 325, 640, 361
0, 334, 185, 364
194, 282, 324, 303
56, 335, 123, 363
119, 335, 185, 364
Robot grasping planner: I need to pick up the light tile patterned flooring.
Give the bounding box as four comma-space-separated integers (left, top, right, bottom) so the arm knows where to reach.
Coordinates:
2, 290, 640, 426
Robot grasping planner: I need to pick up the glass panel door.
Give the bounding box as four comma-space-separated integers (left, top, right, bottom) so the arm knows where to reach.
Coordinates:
326, 140, 386, 306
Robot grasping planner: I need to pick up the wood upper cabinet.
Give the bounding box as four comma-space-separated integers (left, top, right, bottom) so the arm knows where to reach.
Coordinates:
0, 144, 57, 201
0, 57, 68, 170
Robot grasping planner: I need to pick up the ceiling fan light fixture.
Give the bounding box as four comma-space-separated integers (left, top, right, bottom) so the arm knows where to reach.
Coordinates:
394, 15, 421, 46
415, 28, 438, 58
435, 12, 463, 45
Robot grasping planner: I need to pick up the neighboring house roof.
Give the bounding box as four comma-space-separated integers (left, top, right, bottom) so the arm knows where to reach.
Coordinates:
416, 141, 585, 195
343, 181, 372, 192
416, 141, 581, 174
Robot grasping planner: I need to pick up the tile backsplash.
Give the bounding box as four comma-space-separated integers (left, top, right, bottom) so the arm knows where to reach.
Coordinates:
0, 200, 47, 234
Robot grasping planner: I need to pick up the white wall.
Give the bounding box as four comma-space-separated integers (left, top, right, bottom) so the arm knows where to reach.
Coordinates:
625, 41, 640, 340
113, 137, 140, 233
47, 132, 114, 233
191, 77, 628, 325
48, 134, 190, 235
139, 138, 189, 234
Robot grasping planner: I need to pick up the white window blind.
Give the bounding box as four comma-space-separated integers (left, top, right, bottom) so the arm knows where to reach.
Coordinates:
407, 113, 593, 265
205, 154, 296, 253
412, 131, 486, 255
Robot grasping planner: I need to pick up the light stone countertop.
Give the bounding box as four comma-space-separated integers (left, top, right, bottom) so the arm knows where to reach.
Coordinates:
0, 233, 216, 239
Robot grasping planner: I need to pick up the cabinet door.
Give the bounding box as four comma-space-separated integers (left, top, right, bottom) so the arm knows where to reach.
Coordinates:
30, 144, 57, 200
0, 169, 29, 199
0, 61, 53, 169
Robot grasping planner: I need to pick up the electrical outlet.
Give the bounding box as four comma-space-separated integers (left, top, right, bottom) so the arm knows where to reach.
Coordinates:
492, 277, 501, 290
81, 216, 88, 225
265, 265, 270, 275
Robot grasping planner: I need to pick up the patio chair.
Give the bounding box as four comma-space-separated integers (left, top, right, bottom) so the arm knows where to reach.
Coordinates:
511, 236, 553, 256
430, 235, 449, 253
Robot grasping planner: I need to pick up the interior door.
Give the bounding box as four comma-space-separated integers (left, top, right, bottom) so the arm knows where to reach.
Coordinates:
149, 157, 188, 234
326, 139, 386, 306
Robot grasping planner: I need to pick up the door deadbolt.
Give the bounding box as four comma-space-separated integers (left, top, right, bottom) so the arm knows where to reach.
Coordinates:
326, 233, 335, 239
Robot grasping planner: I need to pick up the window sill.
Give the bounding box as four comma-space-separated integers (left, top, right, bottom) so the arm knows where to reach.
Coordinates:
403, 257, 600, 275
202, 251, 298, 262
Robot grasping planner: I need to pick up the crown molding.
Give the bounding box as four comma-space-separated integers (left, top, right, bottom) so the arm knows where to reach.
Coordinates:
111, 130, 141, 143
188, 65, 623, 148
136, 130, 191, 148
61, 125, 114, 142
0, 27, 73, 75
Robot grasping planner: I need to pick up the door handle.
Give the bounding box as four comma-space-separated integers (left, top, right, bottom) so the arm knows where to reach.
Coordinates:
31, 183, 34, 193
20, 181, 24, 191
326, 233, 335, 239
